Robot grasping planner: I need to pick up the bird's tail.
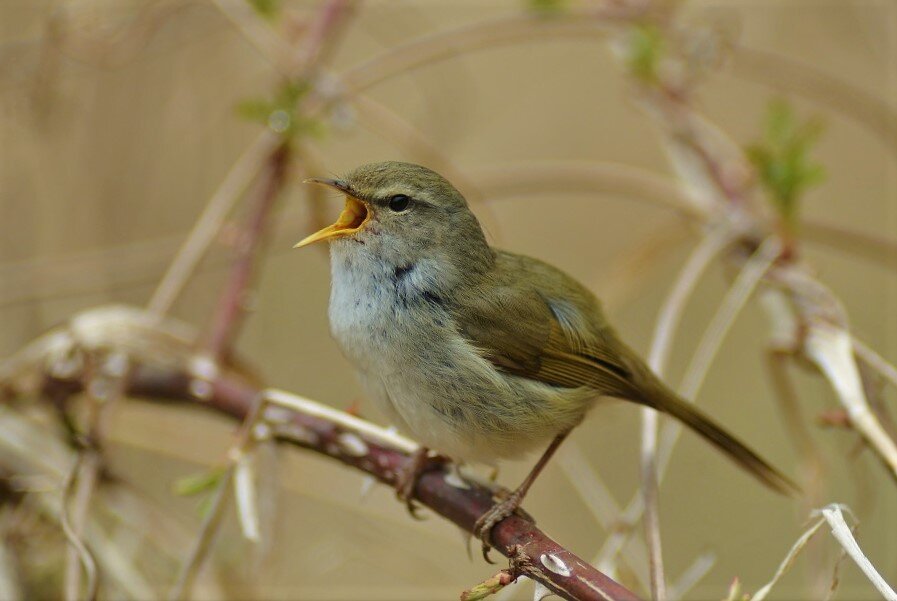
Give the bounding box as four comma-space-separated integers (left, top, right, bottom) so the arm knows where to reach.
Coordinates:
635, 380, 799, 497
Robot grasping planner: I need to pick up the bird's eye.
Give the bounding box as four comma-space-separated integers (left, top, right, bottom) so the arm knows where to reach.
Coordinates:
388, 194, 411, 212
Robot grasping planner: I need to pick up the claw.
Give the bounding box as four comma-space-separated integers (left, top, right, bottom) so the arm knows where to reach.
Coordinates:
472, 492, 525, 563
394, 447, 448, 520
395, 456, 427, 520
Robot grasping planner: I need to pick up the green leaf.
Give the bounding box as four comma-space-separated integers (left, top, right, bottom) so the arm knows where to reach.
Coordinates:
627, 24, 665, 82
747, 99, 825, 226
247, 0, 280, 20
235, 79, 320, 140
173, 467, 226, 497
236, 98, 275, 124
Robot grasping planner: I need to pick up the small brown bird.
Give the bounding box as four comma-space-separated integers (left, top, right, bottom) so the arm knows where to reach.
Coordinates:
296, 161, 796, 556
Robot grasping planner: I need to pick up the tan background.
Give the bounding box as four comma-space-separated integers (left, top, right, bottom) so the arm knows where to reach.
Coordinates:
1, 0, 895, 599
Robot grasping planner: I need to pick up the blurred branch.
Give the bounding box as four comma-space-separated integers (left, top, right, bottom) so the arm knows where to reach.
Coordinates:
667, 552, 715, 601
730, 45, 897, 158
211, 0, 293, 69
559, 444, 650, 593
169, 391, 268, 600
334, 11, 626, 101
612, 2, 897, 490
640, 224, 735, 601
679, 237, 781, 399
852, 337, 897, 393
167, 467, 233, 601
8, 306, 640, 601
802, 323, 897, 481
801, 221, 897, 273
202, 142, 290, 360
817, 505, 896, 600
1, 168, 893, 314
764, 345, 829, 597
751, 513, 827, 601
60, 454, 99, 601
147, 131, 281, 319
472, 161, 703, 220
472, 162, 897, 272
44, 0, 201, 69
351, 95, 495, 226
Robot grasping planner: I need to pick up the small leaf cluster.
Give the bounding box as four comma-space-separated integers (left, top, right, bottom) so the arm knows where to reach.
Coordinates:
626, 23, 665, 82
237, 79, 326, 139
747, 99, 825, 226
247, 0, 280, 20
174, 467, 227, 517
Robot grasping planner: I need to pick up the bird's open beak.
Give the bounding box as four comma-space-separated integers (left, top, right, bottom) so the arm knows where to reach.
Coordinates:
294, 178, 370, 248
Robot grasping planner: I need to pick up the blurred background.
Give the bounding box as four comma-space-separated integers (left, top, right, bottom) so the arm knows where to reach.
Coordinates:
0, 0, 895, 599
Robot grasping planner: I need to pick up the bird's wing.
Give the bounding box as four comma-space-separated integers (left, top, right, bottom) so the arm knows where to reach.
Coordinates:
451, 251, 800, 496
452, 253, 637, 396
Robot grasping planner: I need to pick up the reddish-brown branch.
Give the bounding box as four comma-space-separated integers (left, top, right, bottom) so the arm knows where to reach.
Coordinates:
103, 365, 640, 601
203, 143, 290, 360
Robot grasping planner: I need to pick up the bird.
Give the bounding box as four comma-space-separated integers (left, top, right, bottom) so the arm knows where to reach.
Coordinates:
294, 160, 796, 557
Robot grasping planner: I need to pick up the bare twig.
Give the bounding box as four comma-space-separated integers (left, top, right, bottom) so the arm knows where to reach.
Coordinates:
60, 455, 99, 601
203, 143, 290, 360
639, 224, 734, 601
210, 0, 293, 70
167, 468, 233, 601
852, 337, 897, 392
147, 131, 280, 319
288, 0, 355, 77
647, 225, 734, 375
667, 552, 715, 601
559, 444, 650, 593
472, 162, 703, 220
730, 45, 897, 158
801, 221, 897, 273
818, 505, 896, 601
764, 347, 829, 596
751, 514, 826, 601
63, 450, 101, 601
679, 237, 781, 398
804, 325, 897, 480
169, 391, 272, 600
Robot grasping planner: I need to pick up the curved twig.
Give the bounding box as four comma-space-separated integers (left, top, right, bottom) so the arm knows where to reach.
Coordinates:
61, 455, 99, 601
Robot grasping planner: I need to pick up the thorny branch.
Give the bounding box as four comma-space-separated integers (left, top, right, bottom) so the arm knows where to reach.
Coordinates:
202, 142, 290, 360
18, 337, 640, 601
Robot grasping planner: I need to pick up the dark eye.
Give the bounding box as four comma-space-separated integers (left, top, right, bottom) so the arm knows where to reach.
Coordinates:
388, 194, 411, 212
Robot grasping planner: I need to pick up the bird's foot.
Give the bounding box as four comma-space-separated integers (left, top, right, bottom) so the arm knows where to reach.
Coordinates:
394, 447, 446, 519
472, 490, 530, 563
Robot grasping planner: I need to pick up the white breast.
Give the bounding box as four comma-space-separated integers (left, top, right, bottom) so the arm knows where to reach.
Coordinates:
327, 245, 592, 463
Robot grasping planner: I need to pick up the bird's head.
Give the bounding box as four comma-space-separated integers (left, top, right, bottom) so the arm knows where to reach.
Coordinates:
295, 161, 492, 273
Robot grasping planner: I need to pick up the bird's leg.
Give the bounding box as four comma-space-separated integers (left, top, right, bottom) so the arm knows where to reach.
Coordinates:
395, 446, 447, 519
473, 430, 571, 562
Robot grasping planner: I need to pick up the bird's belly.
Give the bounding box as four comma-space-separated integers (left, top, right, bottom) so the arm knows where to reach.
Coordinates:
329, 271, 592, 462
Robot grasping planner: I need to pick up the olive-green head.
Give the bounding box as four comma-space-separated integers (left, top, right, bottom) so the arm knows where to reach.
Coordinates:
295, 161, 492, 272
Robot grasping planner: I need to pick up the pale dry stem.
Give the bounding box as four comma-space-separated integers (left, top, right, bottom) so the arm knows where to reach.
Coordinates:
61, 455, 99, 601
146, 131, 280, 319
639, 225, 735, 600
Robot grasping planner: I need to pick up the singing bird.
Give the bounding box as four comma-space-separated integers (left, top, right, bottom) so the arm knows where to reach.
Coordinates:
295, 161, 795, 555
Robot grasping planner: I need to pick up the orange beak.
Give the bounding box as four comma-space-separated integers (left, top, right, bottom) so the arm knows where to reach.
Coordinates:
294, 178, 370, 248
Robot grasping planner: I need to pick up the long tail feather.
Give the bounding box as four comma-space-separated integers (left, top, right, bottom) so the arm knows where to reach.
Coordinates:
636, 383, 799, 497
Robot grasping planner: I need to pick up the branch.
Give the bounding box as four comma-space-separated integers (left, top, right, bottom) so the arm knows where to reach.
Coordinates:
146, 130, 281, 319
5, 305, 637, 601
639, 224, 734, 601
202, 142, 290, 359
118, 366, 641, 601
